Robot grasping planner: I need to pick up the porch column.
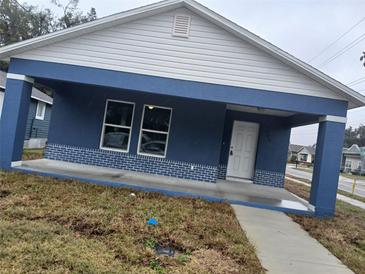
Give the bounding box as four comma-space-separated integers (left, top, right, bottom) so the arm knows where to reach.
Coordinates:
310, 116, 346, 217
0, 73, 34, 169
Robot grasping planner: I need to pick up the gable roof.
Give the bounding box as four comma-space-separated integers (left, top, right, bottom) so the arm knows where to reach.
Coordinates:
289, 144, 303, 153
0, 71, 53, 105
298, 146, 316, 155
0, 0, 364, 109
343, 144, 361, 155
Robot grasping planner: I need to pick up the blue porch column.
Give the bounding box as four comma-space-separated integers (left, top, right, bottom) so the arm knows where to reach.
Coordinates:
310, 116, 346, 217
0, 73, 34, 169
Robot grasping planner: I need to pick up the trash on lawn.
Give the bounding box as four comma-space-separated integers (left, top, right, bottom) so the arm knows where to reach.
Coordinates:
147, 218, 158, 225
129, 193, 136, 197
155, 244, 175, 257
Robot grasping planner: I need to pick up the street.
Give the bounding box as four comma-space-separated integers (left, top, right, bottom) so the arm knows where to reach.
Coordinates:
286, 164, 365, 198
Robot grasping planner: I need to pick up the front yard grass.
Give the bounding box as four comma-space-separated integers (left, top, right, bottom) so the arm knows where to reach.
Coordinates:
22, 148, 44, 160
285, 180, 365, 274
0, 171, 264, 274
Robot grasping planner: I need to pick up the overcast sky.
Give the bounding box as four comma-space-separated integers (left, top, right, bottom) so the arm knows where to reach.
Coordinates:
30, 0, 365, 146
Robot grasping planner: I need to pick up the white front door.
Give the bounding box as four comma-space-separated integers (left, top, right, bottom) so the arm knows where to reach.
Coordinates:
227, 121, 259, 180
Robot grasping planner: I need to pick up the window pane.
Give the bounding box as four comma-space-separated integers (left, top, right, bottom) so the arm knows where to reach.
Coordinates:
37, 103, 45, 117
142, 106, 171, 132
139, 131, 167, 156
105, 101, 133, 127
103, 126, 130, 150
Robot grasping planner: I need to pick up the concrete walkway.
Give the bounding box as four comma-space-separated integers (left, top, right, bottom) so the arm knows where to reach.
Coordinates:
286, 176, 365, 210
232, 205, 353, 274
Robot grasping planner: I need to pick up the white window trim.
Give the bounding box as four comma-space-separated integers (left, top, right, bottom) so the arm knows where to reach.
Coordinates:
137, 104, 172, 158
345, 160, 352, 169
99, 99, 135, 153
35, 101, 46, 120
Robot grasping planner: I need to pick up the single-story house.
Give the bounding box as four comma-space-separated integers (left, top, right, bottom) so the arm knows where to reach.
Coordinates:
288, 144, 304, 161
341, 144, 365, 174
1, 0, 365, 217
298, 146, 316, 164
0, 71, 53, 148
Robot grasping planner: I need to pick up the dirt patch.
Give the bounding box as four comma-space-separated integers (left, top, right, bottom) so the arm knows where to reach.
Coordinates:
181, 249, 242, 274
0, 190, 11, 198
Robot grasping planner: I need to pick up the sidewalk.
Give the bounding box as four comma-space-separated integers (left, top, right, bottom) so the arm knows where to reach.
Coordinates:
286, 176, 365, 210
232, 205, 353, 274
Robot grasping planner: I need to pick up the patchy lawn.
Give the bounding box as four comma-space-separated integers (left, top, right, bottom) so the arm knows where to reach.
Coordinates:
22, 148, 44, 160
0, 171, 264, 274
285, 180, 365, 274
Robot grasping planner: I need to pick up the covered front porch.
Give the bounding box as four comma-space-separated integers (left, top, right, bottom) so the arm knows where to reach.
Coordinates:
15, 158, 313, 215
0, 59, 349, 217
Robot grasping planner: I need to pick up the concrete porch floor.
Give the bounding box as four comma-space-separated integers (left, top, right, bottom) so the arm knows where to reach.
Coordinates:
14, 159, 314, 215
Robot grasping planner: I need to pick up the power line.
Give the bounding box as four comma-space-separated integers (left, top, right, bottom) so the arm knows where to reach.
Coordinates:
309, 16, 365, 63
318, 32, 365, 68
347, 77, 365, 86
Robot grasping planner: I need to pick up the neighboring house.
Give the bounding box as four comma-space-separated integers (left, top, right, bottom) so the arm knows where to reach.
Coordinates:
288, 144, 315, 163
297, 146, 315, 164
1, 0, 365, 216
0, 71, 53, 148
288, 144, 303, 161
341, 144, 365, 174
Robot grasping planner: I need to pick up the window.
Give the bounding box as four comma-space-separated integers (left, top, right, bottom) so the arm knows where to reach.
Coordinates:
35, 101, 46, 120
138, 105, 172, 157
299, 153, 308, 162
345, 160, 352, 169
100, 100, 134, 152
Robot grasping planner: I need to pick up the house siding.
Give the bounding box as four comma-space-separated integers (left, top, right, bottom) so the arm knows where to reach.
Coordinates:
24, 99, 52, 140
14, 7, 344, 102
45, 83, 226, 182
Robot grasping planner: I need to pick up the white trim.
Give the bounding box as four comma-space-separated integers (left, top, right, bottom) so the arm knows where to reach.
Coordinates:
99, 99, 135, 153
35, 101, 46, 120
225, 176, 253, 184
6, 73, 34, 84
31, 95, 53, 105
318, 115, 347, 124
0, 0, 364, 108
137, 104, 173, 158
11, 161, 22, 167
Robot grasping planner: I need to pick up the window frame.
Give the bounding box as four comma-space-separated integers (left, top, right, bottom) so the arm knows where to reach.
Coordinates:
99, 99, 135, 153
137, 104, 173, 158
345, 160, 352, 169
35, 101, 46, 120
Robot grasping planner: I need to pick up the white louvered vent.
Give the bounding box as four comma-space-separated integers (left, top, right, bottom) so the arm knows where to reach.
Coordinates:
172, 15, 191, 38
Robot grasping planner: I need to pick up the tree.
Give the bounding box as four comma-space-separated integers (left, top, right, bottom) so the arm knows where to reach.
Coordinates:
0, 0, 97, 46
344, 125, 365, 147
52, 0, 96, 29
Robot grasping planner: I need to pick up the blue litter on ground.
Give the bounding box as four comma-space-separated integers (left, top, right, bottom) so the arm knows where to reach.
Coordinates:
147, 218, 158, 225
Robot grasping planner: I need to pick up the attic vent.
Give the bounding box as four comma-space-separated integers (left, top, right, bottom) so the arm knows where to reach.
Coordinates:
172, 15, 191, 38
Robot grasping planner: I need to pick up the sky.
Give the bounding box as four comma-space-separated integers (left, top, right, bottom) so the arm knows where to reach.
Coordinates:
29, 0, 365, 145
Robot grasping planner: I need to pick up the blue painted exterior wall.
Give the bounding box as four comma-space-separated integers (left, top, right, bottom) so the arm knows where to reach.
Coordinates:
0, 79, 33, 168
44, 82, 226, 182
48, 83, 226, 165
310, 121, 346, 217
24, 98, 52, 140
10, 58, 348, 117
218, 110, 291, 187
